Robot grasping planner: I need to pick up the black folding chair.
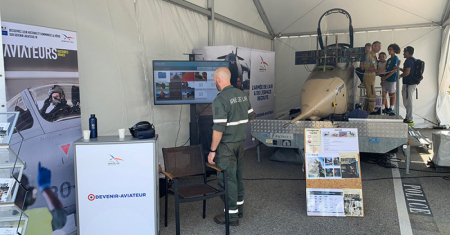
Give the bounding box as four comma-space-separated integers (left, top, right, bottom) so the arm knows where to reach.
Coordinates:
161, 145, 229, 235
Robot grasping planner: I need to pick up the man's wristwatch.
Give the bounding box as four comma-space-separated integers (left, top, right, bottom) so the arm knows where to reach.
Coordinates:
210, 149, 217, 153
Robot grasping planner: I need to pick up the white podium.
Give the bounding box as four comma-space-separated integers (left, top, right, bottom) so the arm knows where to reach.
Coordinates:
74, 136, 159, 235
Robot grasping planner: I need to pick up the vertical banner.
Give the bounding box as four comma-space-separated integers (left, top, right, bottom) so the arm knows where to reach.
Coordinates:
249, 49, 275, 119
2, 22, 80, 234
193, 46, 275, 149
193, 46, 256, 149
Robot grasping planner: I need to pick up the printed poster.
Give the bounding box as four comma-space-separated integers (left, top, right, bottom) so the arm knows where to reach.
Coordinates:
306, 188, 345, 216
340, 152, 360, 179
192, 46, 275, 149
2, 21, 80, 233
304, 128, 321, 153
306, 153, 341, 179
321, 128, 359, 153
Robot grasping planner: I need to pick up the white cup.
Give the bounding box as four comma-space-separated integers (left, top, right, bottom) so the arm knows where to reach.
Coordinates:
118, 129, 126, 139
83, 130, 91, 140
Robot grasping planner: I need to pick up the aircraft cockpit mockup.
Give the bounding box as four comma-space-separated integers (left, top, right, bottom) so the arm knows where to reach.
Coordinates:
250, 9, 414, 174
285, 8, 366, 126
7, 83, 81, 216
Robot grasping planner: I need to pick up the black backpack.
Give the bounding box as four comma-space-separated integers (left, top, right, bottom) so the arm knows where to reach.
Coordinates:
409, 59, 425, 85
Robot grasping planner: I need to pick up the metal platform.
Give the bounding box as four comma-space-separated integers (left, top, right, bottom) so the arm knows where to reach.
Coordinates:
408, 126, 432, 151
251, 118, 412, 174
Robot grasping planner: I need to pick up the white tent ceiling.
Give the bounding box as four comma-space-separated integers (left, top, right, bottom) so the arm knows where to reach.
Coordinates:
258, 0, 448, 36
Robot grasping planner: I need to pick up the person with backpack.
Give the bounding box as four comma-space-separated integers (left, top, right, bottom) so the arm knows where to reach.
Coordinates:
399, 46, 417, 125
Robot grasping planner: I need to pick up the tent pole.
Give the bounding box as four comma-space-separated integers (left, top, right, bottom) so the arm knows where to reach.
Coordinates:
207, 0, 215, 46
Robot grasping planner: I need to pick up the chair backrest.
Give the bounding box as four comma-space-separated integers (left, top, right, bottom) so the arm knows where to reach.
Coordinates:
162, 145, 205, 178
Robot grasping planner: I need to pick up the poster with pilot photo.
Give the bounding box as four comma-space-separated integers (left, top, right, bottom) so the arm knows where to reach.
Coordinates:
2, 22, 80, 233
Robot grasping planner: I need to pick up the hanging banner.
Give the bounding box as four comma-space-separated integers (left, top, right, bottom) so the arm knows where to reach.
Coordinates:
2, 22, 80, 234
193, 46, 275, 149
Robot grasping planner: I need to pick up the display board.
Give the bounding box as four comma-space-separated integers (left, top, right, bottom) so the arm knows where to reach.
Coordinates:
153, 60, 229, 105
304, 128, 364, 217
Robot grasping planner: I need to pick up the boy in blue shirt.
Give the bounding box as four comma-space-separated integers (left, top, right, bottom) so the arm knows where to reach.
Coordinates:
381, 44, 401, 115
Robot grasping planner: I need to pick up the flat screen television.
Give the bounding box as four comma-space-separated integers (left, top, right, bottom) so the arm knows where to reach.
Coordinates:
153, 60, 229, 105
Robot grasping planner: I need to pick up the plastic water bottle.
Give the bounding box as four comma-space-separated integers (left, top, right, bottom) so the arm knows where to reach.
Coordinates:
89, 114, 98, 138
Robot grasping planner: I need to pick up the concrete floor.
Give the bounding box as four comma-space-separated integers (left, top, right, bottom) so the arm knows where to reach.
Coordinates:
158, 128, 450, 235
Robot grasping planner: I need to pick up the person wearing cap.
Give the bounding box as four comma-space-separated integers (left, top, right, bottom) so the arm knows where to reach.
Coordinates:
39, 85, 73, 122
363, 41, 385, 114
399, 46, 416, 125
208, 67, 254, 226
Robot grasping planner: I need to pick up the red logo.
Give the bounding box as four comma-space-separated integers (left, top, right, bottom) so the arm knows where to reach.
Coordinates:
88, 194, 95, 201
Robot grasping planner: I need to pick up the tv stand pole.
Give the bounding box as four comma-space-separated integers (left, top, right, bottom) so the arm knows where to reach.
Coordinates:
190, 104, 199, 145
188, 53, 199, 145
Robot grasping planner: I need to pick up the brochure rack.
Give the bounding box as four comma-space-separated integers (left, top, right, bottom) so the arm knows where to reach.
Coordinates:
0, 112, 29, 234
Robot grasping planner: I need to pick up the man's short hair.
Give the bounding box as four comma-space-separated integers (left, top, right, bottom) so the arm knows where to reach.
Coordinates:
365, 43, 372, 47
404, 46, 414, 55
372, 41, 381, 46
388, 43, 401, 54
379, 52, 386, 56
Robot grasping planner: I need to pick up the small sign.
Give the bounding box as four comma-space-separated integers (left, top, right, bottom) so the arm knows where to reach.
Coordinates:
272, 133, 293, 140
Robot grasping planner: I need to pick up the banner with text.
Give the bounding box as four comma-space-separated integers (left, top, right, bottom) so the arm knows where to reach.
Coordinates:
193, 46, 275, 149
2, 21, 80, 234
250, 49, 275, 119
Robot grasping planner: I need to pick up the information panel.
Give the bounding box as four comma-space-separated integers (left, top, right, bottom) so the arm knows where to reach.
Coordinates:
304, 128, 364, 217
75, 140, 158, 234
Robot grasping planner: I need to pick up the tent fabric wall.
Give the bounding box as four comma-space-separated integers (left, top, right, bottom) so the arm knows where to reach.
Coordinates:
0, 0, 272, 162
215, 20, 272, 51
274, 27, 441, 127
259, 0, 447, 35
437, 26, 450, 126
215, 0, 269, 34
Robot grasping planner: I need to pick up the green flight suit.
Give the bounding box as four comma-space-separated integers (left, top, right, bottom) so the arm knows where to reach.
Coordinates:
212, 85, 255, 219
363, 51, 378, 113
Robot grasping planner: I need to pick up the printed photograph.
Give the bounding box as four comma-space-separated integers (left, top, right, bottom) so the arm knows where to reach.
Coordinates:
333, 157, 340, 166
325, 168, 334, 177
344, 191, 363, 216
334, 168, 341, 177
341, 158, 360, 178
339, 132, 348, 137
307, 157, 325, 178
325, 157, 333, 166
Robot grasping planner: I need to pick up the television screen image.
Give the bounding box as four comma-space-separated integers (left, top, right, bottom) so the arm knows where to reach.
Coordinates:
158, 72, 167, 79
156, 82, 170, 100
182, 72, 195, 81
153, 61, 229, 105
170, 72, 182, 81
182, 88, 195, 100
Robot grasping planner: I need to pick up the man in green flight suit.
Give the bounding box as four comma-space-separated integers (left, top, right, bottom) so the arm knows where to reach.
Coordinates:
208, 67, 254, 226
